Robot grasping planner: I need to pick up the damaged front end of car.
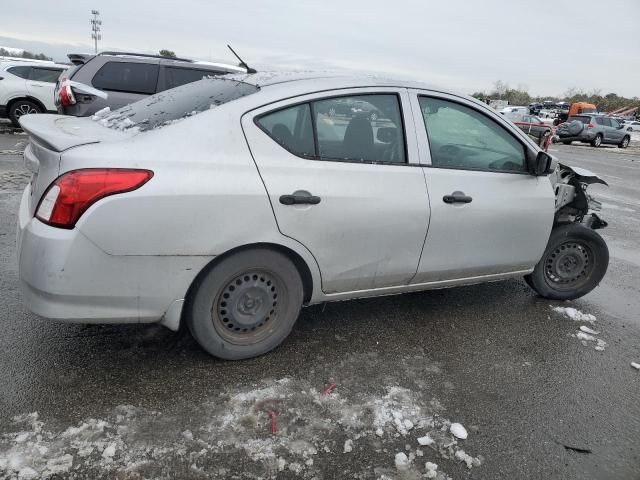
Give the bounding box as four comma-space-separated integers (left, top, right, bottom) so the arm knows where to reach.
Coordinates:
552, 164, 608, 230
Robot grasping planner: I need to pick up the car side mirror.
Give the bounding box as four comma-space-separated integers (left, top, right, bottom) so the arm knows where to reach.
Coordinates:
527, 150, 553, 176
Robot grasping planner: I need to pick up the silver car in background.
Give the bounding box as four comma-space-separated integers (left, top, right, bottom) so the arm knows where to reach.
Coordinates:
55, 51, 246, 117
17, 73, 610, 359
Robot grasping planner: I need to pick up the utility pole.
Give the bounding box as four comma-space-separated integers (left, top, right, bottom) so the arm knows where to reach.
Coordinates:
90, 10, 102, 54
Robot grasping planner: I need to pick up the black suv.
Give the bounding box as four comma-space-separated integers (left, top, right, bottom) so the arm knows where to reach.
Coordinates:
55, 52, 245, 117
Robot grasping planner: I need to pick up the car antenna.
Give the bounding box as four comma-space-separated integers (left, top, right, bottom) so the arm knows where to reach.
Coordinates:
227, 45, 257, 74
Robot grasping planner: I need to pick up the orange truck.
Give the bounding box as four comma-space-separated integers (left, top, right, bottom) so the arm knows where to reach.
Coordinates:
554, 102, 597, 125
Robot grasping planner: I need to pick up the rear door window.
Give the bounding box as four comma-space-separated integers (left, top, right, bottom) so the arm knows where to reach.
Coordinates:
312, 94, 406, 163
92, 62, 159, 94
7, 66, 31, 79
164, 67, 224, 90
256, 94, 407, 164
256, 104, 315, 157
29, 67, 64, 83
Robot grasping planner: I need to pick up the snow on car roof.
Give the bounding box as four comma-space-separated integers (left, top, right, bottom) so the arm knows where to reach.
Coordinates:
224, 70, 451, 93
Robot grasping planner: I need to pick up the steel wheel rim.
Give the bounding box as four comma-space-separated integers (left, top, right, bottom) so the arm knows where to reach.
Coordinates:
14, 104, 37, 118
543, 241, 594, 291
211, 269, 282, 345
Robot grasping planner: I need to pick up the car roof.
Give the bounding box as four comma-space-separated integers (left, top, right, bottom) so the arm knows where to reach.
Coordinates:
70, 52, 246, 73
0, 59, 68, 69
225, 71, 471, 96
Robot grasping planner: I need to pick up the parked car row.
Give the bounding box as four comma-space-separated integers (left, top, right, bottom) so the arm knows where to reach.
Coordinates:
1, 51, 245, 126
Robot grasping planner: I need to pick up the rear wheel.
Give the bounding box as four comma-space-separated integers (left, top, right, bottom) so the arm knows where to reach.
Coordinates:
525, 224, 608, 300
590, 134, 602, 147
187, 248, 303, 360
8, 100, 42, 127
618, 136, 630, 149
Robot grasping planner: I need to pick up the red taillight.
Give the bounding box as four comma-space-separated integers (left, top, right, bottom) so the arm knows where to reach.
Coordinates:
36, 169, 153, 229
586, 123, 594, 129
57, 79, 76, 107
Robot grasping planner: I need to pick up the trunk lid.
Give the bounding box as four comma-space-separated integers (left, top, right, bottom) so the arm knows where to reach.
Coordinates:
19, 114, 133, 215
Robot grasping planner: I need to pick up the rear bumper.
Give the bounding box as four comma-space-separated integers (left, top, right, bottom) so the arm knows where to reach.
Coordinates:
17, 186, 213, 329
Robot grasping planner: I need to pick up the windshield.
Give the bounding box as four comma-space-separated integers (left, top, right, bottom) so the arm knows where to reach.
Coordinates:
92, 77, 259, 132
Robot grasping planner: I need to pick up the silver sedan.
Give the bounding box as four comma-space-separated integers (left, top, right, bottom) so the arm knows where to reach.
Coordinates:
17, 73, 610, 359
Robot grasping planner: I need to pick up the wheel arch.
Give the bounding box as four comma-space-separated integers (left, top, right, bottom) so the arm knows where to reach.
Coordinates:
6, 96, 47, 114
180, 242, 315, 330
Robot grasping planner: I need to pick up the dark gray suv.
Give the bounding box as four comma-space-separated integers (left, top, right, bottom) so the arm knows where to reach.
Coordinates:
557, 115, 631, 148
55, 52, 245, 117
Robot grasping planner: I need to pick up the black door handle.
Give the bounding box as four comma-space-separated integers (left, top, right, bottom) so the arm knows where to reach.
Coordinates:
443, 191, 472, 204
279, 194, 321, 205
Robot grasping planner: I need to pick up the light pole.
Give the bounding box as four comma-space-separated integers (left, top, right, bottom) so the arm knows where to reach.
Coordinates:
90, 10, 102, 54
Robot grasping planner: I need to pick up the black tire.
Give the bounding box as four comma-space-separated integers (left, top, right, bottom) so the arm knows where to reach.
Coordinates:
187, 248, 303, 360
8, 100, 42, 127
562, 140, 572, 145
590, 134, 602, 147
524, 224, 609, 300
618, 136, 630, 149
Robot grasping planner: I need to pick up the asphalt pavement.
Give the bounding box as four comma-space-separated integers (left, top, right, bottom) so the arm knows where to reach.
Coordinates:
0, 126, 638, 480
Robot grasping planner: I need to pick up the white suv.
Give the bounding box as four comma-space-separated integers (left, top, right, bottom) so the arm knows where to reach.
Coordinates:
0, 58, 68, 127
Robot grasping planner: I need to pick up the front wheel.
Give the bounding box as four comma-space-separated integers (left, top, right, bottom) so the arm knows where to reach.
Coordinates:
525, 224, 609, 300
187, 248, 303, 360
618, 136, 630, 149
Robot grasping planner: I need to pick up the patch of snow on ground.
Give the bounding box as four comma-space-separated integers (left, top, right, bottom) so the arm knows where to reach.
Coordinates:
552, 306, 596, 322
449, 423, 467, 440
631, 362, 640, 370
0, 353, 481, 479
579, 325, 599, 335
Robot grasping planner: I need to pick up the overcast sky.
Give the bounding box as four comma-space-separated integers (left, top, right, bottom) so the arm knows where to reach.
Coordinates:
2, 0, 639, 97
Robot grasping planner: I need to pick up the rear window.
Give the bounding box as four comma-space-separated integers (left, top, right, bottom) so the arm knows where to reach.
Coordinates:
29, 67, 64, 83
568, 116, 591, 124
93, 77, 259, 132
7, 66, 31, 79
92, 61, 159, 94
163, 66, 226, 91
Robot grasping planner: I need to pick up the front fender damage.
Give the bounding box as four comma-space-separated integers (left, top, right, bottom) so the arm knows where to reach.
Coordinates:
552, 163, 608, 230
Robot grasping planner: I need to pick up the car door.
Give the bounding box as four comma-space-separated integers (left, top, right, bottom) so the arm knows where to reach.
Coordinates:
408, 91, 554, 283
607, 118, 623, 142
242, 89, 430, 294
26, 67, 64, 111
